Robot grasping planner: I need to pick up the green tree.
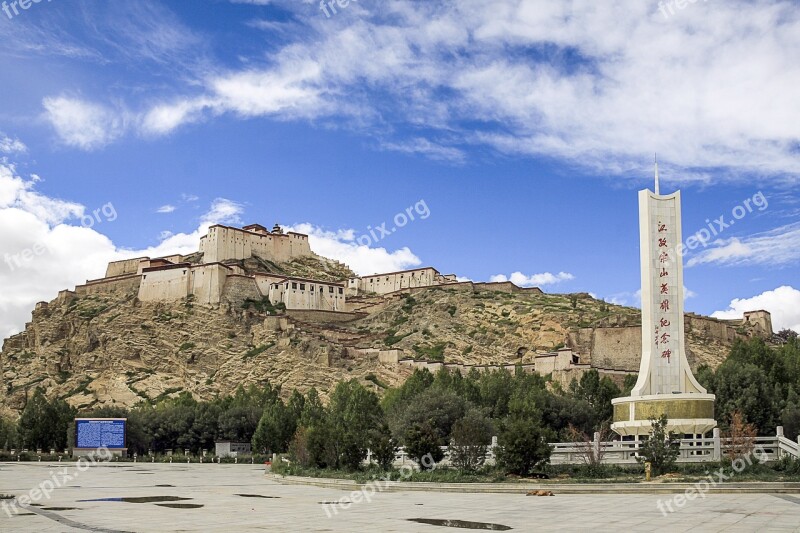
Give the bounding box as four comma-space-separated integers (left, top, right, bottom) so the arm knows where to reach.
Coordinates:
369, 422, 397, 470
18, 388, 75, 451
638, 415, 680, 476
404, 421, 443, 469
389, 387, 466, 445
495, 416, 551, 476
449, 408, 494, 471
0, 417, 18, 450
327, 380, 384, 470
252, 399, 295, 454
569, 369, 621, 424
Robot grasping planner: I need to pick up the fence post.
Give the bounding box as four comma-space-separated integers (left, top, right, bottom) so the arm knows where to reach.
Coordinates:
777, 427, 784, 459
593, 432, 601, 463
712, 428, 721, 461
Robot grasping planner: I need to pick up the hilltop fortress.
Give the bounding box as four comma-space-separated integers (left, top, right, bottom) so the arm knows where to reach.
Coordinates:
62, 223, 476, 313
3, 221, 777, 412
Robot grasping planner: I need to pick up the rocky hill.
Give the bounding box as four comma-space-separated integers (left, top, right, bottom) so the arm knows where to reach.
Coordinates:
0, 254, 759, 418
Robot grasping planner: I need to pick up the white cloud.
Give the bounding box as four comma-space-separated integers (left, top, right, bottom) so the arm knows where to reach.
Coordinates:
0, 134, 26, 154
157, 205, 176, 214
687, 223, 800, 267
712, 286, 800, 333
39, 1, 800, 178
489, 271, 574, 287
42, 97, 128, 150
200, 198, 244, 227
380, 138, 466, 163
287, 223, 422, 276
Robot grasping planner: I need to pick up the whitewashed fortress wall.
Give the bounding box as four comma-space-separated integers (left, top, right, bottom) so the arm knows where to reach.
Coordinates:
267, 279, 345, 312
199, 225, 312, 263
348, 267, 457, 295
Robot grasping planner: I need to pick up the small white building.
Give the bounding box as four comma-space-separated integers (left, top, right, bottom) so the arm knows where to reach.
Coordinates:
267, 276, 346, 312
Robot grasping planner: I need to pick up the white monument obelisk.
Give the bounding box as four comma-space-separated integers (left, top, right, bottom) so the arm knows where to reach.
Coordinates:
611, 160, 716, 437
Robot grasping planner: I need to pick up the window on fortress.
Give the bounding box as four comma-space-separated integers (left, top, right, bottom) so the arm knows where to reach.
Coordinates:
310, 285, 314, 292
300, 284, 306, 291
329, 286, 334, 293
292, 283, 297, 290
338, 288, 343, 294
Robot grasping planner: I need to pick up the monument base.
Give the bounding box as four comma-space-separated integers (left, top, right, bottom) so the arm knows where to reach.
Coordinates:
611, 393, 716, 437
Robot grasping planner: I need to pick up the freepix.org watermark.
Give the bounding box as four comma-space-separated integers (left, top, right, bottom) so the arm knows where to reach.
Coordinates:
659, 191, 767, 270
3, 202, 117, 272
656, 445, 769, 517
2, 0, 53, 20
356, 199, 430, 248
658, 0, 711, 20
322, 453, 437, 518
1, 446, 112, 518
319, 0, 356, 18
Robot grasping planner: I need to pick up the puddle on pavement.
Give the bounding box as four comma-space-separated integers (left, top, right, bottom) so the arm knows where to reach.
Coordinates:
236, 494, 279, 499
319, 501, 349, 505
155, 503, 204, 509
135, 472, 155, 475
42, 507, 80, 511
155, 484, 175, 487
29, 503, 43, 507
78, 496, 191, 504
16, 512, 36, 516
407, 518, 512, 531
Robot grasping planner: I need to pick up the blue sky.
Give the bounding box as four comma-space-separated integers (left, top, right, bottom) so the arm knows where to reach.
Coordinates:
1, 0, 798, 338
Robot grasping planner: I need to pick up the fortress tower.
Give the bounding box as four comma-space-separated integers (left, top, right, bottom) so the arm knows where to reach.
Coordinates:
611, 164, 716, 437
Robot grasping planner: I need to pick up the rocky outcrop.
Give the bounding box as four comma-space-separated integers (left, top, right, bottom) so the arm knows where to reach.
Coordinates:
1, 279, 761, 417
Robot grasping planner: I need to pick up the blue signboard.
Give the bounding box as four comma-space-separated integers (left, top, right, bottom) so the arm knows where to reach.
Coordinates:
75, 419, 126, 449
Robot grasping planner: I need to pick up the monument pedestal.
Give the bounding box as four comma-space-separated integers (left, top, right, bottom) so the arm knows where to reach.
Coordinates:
611, 393, 716, 437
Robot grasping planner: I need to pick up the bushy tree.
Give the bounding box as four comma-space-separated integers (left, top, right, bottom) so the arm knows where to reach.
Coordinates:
389, 387, 466, 445
638, 415, 679, 476
569, 369, 621, 424
495, 416, 551, 476
326, 380, 384, 470
369, 422, 397, 470
0, 417, 18, 450
404, 421, 443, 469
18, 388, 75, 451
449, 408, 494, 471
252, 399, 295, 454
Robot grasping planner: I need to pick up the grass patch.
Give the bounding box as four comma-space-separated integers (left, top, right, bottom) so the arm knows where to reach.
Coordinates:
179, 342, 196, 352
242, 297, 283, 314
243, 342, 275, 359
384, 330, 413, 347
78, 305, 107, 319
364, 373, 388, 389
413, 342, 448, 362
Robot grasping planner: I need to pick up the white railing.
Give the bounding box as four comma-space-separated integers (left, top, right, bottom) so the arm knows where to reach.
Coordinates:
373, 427, 799, 469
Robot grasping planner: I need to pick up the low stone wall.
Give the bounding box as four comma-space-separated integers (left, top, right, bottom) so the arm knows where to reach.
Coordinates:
285, 309, 366, 324
75, 275, 141, 296
397, 359, 537, 375
474, 282, 543, 295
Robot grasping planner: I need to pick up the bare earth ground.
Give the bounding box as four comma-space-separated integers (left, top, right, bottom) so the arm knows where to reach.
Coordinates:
1, 462, 799, 532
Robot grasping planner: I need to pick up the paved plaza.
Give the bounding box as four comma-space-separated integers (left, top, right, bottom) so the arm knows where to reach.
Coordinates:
1, 462, 799, 532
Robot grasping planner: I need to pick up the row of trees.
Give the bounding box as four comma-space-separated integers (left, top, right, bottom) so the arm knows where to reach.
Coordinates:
697, 336, 800, 439
1, 366, 625, 474
6, 336, 794, 471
